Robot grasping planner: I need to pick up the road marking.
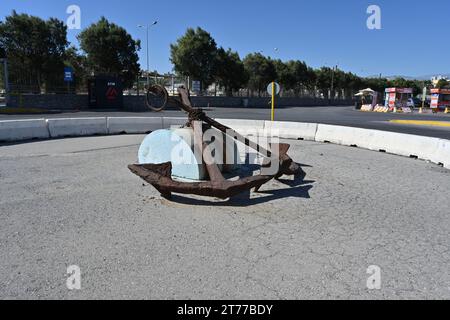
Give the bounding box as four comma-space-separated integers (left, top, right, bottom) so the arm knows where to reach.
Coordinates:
390, 120, 450, 127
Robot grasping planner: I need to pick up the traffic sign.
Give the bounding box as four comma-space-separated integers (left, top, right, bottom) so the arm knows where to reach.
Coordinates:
192, 80, 201, 93
64, 67, 74, 82
267, 82, 281, 96
106, 86, 118, 101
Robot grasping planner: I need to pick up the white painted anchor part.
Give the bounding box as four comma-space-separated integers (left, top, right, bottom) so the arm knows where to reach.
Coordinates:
138, 129, 239, 181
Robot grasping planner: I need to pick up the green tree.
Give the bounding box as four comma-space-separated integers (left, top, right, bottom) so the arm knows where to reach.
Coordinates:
387, 78, 422, 95
435, 78, 449, 89
0, 11, 68, 92
332, 69, 345, 96
273, 59, 312, 95
288, 60, 310, 93
389, 77, 409, 89
304, 67, 317, 92
0, 46, 4, 88
0, 58, 4, 90
170, 27, 218, 91
273, 59, 294, 91
78, 17, 141, 88
362, 77, 389, 94
315, 67, 333, 98
64, 46, 89, 91
243, 53, 277, 97
215, 48, 248, 96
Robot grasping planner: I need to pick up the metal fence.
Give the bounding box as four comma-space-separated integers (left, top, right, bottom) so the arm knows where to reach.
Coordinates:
0, 59, 6, 105
7, 67, 84, 95
3, 66, 357, 101
126, 75, 188, 97
127, 75, 354, 99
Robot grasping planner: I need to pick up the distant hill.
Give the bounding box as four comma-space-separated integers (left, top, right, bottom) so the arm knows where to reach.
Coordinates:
366, 74, 450, 80
365, 75, 416, 80
413, 74, 450, 81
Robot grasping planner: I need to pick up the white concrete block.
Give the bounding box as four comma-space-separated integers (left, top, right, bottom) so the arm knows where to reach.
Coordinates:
436, 139, 450, 169
0, 119, 49, 142
315, 124, 369, 146
107, 117, 163, 134
264, 121, 318, 140
162, 117, 188, 129
369, 132, 441, 161
315, 124, 443, 164
215, 118, 265, 137
47, 117, 107, 138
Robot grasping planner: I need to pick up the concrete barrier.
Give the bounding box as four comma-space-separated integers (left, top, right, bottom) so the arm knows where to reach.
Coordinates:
0, 119, 49, 142
162, 117, 188, 129
264, 121, 318, 141
315, 124, 444, 164
436, 139, 450, 169
107, 117, 163, 134
215, 119, 265, 137
315, 124, 370, 146
47, 117, 107, 138
1, 116, 449, 171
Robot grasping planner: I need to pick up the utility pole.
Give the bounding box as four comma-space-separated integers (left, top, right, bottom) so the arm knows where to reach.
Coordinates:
330, 69, 334, 99
330, 66, 335, 99
171, 75, 175, 95
138, 21, 158, 88
330, 64, 339, 100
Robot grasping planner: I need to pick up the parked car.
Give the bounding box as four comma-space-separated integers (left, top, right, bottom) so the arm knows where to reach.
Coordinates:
410, 97, 421, 108
410, 97, 431, 108
407, 98, 416, 109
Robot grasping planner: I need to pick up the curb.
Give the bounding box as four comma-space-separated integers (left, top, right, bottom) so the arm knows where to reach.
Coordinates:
0, 117, 449, 170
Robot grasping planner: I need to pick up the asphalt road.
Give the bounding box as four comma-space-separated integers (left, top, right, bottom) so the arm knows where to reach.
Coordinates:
1, 135, 449, 299
2, 106, 450, 139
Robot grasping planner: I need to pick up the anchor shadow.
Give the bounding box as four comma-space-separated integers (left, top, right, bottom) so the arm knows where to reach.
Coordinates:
168, 161, 315, 208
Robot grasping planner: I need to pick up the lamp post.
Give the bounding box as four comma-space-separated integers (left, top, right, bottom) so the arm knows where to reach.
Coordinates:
138, 21, 158, 87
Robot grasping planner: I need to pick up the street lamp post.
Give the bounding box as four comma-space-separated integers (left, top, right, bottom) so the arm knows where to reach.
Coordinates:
138, 21, 158, 88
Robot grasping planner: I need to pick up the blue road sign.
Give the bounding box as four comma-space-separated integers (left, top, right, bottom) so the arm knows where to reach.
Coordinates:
64, 67, 74, 82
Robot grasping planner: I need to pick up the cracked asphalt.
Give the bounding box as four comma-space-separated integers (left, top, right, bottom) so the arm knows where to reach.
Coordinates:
0, 135, 449, 299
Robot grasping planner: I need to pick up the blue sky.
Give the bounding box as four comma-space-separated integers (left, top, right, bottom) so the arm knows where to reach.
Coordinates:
1, 0, 449, 77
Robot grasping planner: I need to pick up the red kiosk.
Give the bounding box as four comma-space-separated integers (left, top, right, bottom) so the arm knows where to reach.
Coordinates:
384, 88, 414, 113
430, 88, 450, 113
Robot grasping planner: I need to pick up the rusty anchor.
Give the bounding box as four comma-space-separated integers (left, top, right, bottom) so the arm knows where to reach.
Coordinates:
128, 85, 301, 199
